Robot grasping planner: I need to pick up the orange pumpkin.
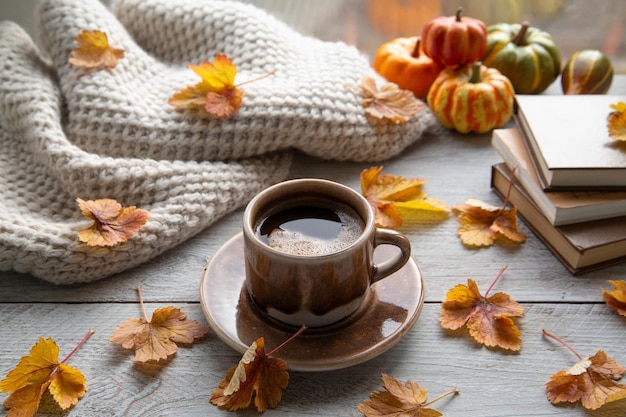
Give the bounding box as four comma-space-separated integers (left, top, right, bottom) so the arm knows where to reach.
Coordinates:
421, 7, 487, 67
373, 36, 445, 99
427, 62, 514, 134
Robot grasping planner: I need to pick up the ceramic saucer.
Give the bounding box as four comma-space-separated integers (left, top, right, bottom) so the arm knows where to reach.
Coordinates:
200, 232, 424, 372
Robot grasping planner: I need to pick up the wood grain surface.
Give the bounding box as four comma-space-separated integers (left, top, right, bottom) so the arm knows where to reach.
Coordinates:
1, 51, 625, 417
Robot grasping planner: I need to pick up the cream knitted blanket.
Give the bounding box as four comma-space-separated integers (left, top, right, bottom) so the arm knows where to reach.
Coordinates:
0, 0, 439, 284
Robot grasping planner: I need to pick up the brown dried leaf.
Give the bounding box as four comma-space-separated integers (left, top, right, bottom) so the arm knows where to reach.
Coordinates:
452, 198, 526, 247
544, 330, 626, 410
357, 373, 459, 417
210, 338, 289, 412
110, 287, 209, 362
603, 280, 626, 317
77, 198, 149, 247
348, 76, 425, 123
68, 30, 124, 69
440, 267, 524, 351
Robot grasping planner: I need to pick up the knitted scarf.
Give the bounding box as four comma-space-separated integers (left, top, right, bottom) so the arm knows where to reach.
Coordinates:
0, 0, 438, 284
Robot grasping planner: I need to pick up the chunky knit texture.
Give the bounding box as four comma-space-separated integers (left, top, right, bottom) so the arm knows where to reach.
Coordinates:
0, 0, 438, 284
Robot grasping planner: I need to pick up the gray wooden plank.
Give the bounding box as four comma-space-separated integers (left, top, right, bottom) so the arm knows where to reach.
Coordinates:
2, 132, 625, 303
1, 303, 625, 416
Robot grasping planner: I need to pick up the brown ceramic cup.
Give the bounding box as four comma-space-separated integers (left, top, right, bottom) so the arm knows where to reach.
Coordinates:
242, 178, 411, 328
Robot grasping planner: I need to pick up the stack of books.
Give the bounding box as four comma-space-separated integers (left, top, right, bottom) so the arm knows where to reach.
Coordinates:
491, 94, 626, 274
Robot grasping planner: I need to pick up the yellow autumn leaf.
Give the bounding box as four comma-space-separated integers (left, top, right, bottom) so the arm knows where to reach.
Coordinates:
68, 30, 124, 69
360, 166, 450, 228
0, 332, 93, 417
48, 364, 87, 410
168, 55, 242, 117
608, 101, 626, 141
395, 197, 450, 211
603, 280, 626, 317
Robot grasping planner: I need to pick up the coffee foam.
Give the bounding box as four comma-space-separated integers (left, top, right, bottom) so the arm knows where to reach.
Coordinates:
267, 209, 362, 256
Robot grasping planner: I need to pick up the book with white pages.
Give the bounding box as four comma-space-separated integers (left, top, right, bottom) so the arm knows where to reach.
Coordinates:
514, 94, 626, 189
492, 128, 626, 226
491, 163, 626, 274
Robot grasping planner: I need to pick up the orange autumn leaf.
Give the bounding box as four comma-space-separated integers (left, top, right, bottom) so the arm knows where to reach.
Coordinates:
210, 338, 288, 412
210, 326, 306, 412
68, 30, 124, 69
441, 266, 525, 351
110, 287, 209, 362
0, 331, 93, 417
543, 330, 626, 410
452, 197, 526, 247
360, 166, 449, 228
77, 197, 149, 247
357, 373, 459, 417
607, 101, 626, 141
347, 76, 426, 123
169, 54, 245, 117
603, 280, 626, 317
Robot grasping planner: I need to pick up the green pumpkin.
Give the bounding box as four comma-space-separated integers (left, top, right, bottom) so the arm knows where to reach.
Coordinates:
561, 49, 613, 94
482, 22, 561, 94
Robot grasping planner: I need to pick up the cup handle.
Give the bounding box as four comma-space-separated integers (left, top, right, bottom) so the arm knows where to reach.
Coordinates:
371, 229, 411, 284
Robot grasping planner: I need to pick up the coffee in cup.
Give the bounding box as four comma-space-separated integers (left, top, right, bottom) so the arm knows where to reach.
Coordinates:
243, 179, 411, 328
255, 197, 363, 256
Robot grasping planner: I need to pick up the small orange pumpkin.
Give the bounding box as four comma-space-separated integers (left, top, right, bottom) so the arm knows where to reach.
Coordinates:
373, 36, 445, 99
427, 62, 515, 134
421, 7, 488, 67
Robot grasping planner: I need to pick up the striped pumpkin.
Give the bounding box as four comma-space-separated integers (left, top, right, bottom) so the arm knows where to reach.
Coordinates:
427, 62, 515, 134
561, 49, 614, 94
482, 22, 560, 94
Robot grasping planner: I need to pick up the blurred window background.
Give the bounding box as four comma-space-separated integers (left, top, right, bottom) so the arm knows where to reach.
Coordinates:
242, 0, 626, 74
3, 0, 624, 73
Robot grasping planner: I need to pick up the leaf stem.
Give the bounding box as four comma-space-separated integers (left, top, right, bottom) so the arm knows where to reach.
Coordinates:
422, 387, 461, 407
484, 265, 508, 297
501, 167, 517, 210
60, 329, 95, 364
267, 325, 307, 357
542, 329, 583, 360
138, 286, 149, 322
236, 70, 276, 88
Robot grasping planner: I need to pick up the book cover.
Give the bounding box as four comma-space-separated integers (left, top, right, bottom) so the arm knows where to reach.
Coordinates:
514, 95, 626, 189
491, 163, 626, 274
492, 128, 626, 226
